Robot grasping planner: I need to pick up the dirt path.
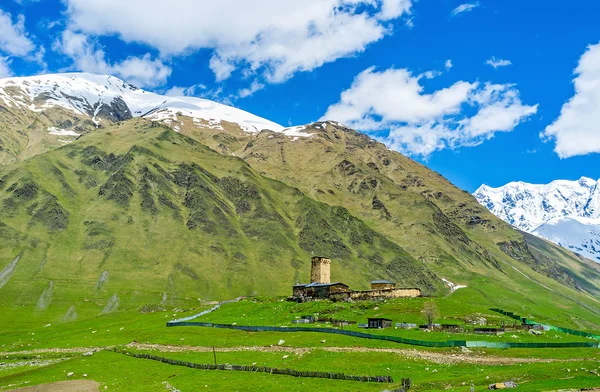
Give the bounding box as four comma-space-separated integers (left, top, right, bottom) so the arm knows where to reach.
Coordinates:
0, 347, 104, 356
5, 380, 99, 392
1, 343, 596, 366
124, 342, 596, 365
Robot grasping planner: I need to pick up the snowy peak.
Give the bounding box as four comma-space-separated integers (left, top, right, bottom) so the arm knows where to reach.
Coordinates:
0, 73, 284, 133
474, 177, 600, 261
474, 177, 600, 232
532, 217, 600, 261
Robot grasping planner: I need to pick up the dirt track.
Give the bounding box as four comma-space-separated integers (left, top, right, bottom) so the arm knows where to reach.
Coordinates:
1, 343, 596, 366
124, 342, 597, 365
5, 380, 99, 392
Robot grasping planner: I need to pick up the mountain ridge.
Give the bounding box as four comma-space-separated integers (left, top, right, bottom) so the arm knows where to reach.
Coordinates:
1, 72, 600, 327
0, 72, 285, 131
474, 177, 600, 261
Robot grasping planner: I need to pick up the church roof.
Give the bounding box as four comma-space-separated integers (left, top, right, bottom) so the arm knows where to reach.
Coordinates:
305, 282, 348, 288
371, 280, 396, 284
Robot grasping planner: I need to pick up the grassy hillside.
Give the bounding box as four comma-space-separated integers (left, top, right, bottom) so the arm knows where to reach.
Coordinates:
0, 97, 101, 165
0, 115, 599, 331
0, 119, 438, 323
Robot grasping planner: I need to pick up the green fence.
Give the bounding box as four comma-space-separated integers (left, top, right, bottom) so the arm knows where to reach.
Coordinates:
490, 308, 600, 341
110, 348, 397, 384
166, 321, 599, 349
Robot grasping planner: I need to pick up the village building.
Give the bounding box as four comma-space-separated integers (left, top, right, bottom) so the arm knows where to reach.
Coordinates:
291, 256, 421, 301
367, 317, 393, 329
370, 280, 396, 290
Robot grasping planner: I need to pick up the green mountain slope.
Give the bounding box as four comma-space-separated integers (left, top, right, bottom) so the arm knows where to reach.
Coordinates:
218, 122, 600, 294
0, 98, 100, 166
0, 89, 599, 330
0, 118, 599, 331
0, 120, 438, 321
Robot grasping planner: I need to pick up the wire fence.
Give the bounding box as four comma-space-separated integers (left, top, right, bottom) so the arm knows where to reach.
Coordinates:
170, 297, 244, 323
109, 348, 398, 384
166, 321, 599, 349
490, 308, 600, 341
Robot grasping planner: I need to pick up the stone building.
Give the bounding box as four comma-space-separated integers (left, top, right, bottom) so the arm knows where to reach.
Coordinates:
291, 257, 421, 301
310, 257, 331, 284
293, 282, 349, 299
370, 280, 396, 290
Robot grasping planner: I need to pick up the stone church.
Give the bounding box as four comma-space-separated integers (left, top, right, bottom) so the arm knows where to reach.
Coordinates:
291, 256, 421, 301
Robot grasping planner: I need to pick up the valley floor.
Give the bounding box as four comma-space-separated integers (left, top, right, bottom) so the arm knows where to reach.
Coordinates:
2, 298, 600, 391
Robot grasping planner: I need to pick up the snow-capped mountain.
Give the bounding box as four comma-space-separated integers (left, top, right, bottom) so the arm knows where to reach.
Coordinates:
0, 73, 284, 133
474, 177, 600, 261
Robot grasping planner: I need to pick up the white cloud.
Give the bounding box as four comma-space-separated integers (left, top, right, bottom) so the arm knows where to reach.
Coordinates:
55, 30, 171, 88
379, 0, 412, 20
445, 59, 453, 70
486, 56, 512, 68
542, 42, 600, 158
0, 57, 12, 78
237, 80, 265, 98
165, 84, 207, 97
113, 55, 171, 87
321, 67, 537, 157
0, 10, 35, 56
63, 0, 412, 83
164, 83, 232, 105
164, 86, 188, 97
452, 2, 479, 16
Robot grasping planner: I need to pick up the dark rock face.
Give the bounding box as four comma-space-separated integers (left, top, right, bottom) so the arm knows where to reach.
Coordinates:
94, 98, 133, 122
499, 237, 578, 290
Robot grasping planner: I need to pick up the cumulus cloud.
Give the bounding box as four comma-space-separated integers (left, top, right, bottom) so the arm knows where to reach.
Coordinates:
63, 0, 412, 83
0, 57, 12, 78
321, 67, 537, 157
0, 9, 35, 56
542, 42, 600, 158
486, 56, 512, 68
452, 2, 479, 16
165, 83, 207, 97
237, 80, 265, 98
445, 59, 453, 70
55, 30, 171, 88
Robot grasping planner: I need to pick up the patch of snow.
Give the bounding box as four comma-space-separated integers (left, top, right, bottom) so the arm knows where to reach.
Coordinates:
101, 293, 120, 314
0, 255, 20, 289
47, 127, 80, 137
441, 278, 467, 292
281, 124, 313, 138
37, 281, 54, 310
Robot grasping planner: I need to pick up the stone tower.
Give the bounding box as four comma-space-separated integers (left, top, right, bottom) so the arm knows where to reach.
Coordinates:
310, 256, 331, 284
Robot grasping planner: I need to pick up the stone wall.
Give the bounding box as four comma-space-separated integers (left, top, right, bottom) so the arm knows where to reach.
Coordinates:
330, 288, 421, 301
293, 286, 306, 297
370, 283, 395, 291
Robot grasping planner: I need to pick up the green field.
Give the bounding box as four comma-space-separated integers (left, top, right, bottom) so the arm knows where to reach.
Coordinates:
2, 297, 600, 391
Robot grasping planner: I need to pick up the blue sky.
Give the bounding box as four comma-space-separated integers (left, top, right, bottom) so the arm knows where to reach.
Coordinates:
1, 0, 599, 192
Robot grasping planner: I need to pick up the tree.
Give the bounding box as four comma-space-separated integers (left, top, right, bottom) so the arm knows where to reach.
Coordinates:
423, 301, 440, 327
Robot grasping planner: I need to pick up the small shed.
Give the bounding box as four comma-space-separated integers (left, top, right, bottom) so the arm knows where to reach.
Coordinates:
370, 280, 396, 290
368, 317, 392, 329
